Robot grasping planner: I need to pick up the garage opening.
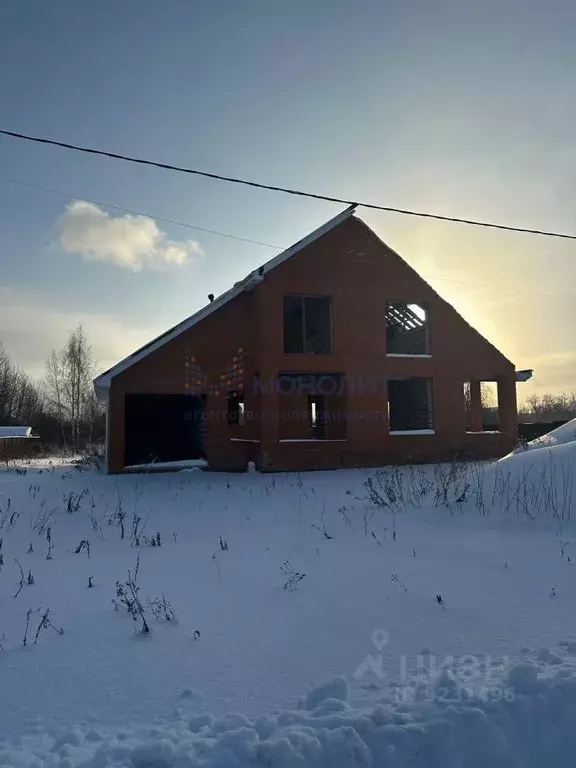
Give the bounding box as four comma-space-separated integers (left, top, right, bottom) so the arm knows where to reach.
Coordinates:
385, 302, 429, 355
124, 394, 206, 467
388, 377, 434, 433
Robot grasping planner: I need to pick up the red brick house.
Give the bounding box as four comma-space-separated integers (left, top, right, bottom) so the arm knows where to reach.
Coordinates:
94, 206, 527, 473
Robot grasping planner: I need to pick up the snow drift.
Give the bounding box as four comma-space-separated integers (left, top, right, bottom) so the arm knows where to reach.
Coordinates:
474, 418, 576, 519
3, 648, 576, 767
521, 417, 576, 453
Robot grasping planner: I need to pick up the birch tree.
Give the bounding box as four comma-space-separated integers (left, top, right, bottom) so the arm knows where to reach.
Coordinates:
44, 325, 98, 450
45, 350, 67, 448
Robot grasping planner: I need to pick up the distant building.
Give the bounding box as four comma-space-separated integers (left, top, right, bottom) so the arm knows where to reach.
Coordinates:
95, 207, 527, 473
0, 426, 32, 438
0, 426, 40, 461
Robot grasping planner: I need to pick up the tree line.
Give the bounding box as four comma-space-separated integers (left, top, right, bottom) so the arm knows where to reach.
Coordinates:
518, 393, 576, 424
0, 325, 104, 451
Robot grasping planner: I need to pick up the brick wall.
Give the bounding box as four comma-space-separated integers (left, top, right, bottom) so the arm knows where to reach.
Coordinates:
107, 216, 517, 472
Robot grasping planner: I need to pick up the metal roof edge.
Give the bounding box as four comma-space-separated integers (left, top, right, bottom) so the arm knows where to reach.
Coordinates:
516, 369, 534, 383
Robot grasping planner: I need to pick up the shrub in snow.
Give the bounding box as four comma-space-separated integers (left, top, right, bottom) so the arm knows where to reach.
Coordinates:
112, 555, 150, 634
31, 500, 55, 535
113, 501, 126, 539
34, 608, 64, 643
280, 560, 306, 591
13, 558, 25, 598
73, 444, 105, 473
148, 593, 177, 623
64, 489, 88, 514
21, 607, 64, 646
74, 538, 90, 557
0, 499, 19, 532
45, 527, 53, 560
112, 555, 179, 634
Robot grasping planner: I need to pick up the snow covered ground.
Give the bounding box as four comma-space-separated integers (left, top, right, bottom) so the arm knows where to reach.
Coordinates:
1, 428, 576, 766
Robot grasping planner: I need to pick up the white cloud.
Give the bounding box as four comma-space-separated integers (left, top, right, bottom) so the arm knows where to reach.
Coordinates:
57, 201, 203, 271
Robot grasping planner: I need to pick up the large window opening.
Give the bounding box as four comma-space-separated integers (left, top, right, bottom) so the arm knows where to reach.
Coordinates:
463, 381, 500, 432
388, 377, 433, 433
385, 302, 429, 355
283, 295, 332, 354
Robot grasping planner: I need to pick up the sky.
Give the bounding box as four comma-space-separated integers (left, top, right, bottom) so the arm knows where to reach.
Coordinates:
1, 0, 575, 398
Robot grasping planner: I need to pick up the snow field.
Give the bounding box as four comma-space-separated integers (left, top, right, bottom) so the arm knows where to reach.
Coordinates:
1, 424, 576, 766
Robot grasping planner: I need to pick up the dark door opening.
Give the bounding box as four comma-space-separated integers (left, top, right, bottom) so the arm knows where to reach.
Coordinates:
124, 394, 206, 467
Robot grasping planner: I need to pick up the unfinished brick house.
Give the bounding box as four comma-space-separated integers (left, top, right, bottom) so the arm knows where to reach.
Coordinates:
94, 206, 529, 473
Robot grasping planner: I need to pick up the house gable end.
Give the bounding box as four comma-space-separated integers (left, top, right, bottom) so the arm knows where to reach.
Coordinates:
256, 215, 513, 372
350, 218, 514, 369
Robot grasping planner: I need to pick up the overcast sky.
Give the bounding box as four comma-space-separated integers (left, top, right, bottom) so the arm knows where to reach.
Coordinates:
1, 0, 575, 396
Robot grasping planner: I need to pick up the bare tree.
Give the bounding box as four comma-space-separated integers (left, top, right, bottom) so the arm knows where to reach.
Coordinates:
0, 344, 42, 426
43, 325, 100, 451
45, 350, 67, 448
519, 392, 576, 423
0, 344, 19, 423
63, 325, 93, 450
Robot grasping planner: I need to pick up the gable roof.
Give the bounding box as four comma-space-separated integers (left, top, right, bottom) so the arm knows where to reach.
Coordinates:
94, 205, 357, 393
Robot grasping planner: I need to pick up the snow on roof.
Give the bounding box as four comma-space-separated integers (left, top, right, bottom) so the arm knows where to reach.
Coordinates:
93, 205, 357, 392
0, 426, 32, 438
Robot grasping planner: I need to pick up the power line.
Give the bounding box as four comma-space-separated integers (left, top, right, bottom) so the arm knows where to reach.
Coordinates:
0, 174, 280, 250
2, 127, 576, 242
1, 173, 573, 300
